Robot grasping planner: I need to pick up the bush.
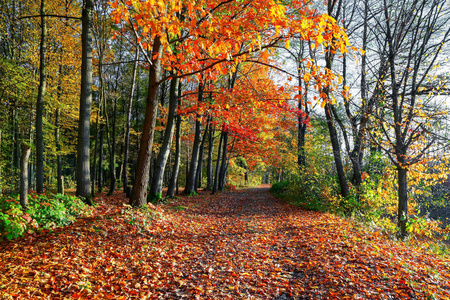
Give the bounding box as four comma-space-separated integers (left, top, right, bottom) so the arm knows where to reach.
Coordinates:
0, 198, 28, 240
270, 180, 290, 195
0, 192, 92, 240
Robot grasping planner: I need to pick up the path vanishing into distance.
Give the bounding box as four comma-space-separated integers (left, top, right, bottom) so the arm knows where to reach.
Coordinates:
1, 186, 449, 299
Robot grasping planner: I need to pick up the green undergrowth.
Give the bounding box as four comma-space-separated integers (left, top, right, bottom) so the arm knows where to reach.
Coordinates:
271, 172, 450, 257
0, 192, 93, 240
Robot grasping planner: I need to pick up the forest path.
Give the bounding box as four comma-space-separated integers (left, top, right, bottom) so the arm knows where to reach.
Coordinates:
1, 186, 450, 299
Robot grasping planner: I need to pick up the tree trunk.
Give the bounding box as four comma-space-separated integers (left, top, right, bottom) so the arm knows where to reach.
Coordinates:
55, 108, 63, 194
297, 45, 308, 167
183, 81, 204, 195
167, 81, 182, 198
92, 110, 99, 196
149, 76, 179, 201
123, 47, 139, 193
397, 166, 408, 239
36, 0, 47, 194
195, 118, 210, 191
107, 97, 117, 195
206, 126, 215, 190
20, 146, 31, 209
324, 103, 349, 198
130, 36, 162, 207
297, 87, 307, 167
98, 122, 104, 192
218, 131, 228, 190
11, 102, 20, 190
76, 0, 94, 204
212, 130, 224, 194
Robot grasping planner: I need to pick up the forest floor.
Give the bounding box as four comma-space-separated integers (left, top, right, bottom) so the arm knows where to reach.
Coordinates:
1, 186, 450, 299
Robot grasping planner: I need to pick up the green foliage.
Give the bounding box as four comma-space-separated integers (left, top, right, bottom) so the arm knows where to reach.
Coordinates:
271, 169, 341, 213
0, 192, 92, 240
147, 192, 163, 205
0, 198, 27, 240
269, 180, 289, 195
27, 195, 71, 227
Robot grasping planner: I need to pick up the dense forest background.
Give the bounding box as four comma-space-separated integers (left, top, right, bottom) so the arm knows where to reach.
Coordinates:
1, 0, 450, 241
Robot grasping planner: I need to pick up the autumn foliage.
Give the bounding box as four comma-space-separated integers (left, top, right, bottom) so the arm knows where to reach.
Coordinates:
1, 188, 449, 299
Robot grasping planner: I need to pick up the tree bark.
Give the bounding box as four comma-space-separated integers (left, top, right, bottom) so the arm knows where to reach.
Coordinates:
10, 101, 20, 191
297, 78, 307, 167
167, 81, 182, 198
218, 131, 228, 190
123, 47, 139, 193
183, 80, 204, 195
195, 118, 210, 191
324, 102, 349, 198
212, 130, 224, 194
55, 108, 63, 194
205, 126, 215, 190
107, 96, 117, 195
297, 43, 308, 167
397, 166, 408, 239
20, 146, 31, 209
129, 36, 162, 206
91, 110, 99, 196
98, 121, 104, 192
149, 76, 179, 201
76, 0, 94, 204
36, 0, 47, 193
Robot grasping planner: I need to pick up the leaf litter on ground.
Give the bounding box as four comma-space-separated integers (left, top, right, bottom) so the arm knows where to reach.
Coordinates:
0, 186, 449, 299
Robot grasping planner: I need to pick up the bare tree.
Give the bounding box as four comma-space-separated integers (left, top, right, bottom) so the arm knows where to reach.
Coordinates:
369, 0, 450, 238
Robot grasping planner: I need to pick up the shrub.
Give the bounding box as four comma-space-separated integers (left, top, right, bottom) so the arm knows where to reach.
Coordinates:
0, 198, 28, 240
270, 180, 290, 195
0, 193, 92, 240
224, 183, 237, 192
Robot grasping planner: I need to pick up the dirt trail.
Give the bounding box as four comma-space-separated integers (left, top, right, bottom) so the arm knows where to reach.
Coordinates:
1, 187, 449, 299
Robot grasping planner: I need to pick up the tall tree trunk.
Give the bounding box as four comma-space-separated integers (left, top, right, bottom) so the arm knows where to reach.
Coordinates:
91, 110, 99, 196
218, 131, 228, 190
13, 102, 20, 190
149, 76, 179, 201
28, 114, 34, 191
206, 126, 215, 190
195, 118, 210, 191
167, 81, 182, 198
123, 47, 139, 193
76, 0, 94, 204
212, 130, 224, 194
183, 80, 204, 195
323, 22, 348, 198
36, 0, 47, 193
297, 82, 307, 167
130, 37, 162, 207
324, 102, 348, 198
55, 108, 63, 194
98, 122, 104, 192
397, 166, 408, 239
20, 146, 31, 209
107, 97, 117, 195
297, 43, 308, 167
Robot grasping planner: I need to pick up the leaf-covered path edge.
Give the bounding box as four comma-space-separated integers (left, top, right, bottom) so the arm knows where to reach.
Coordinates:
1, 186, 449, 299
